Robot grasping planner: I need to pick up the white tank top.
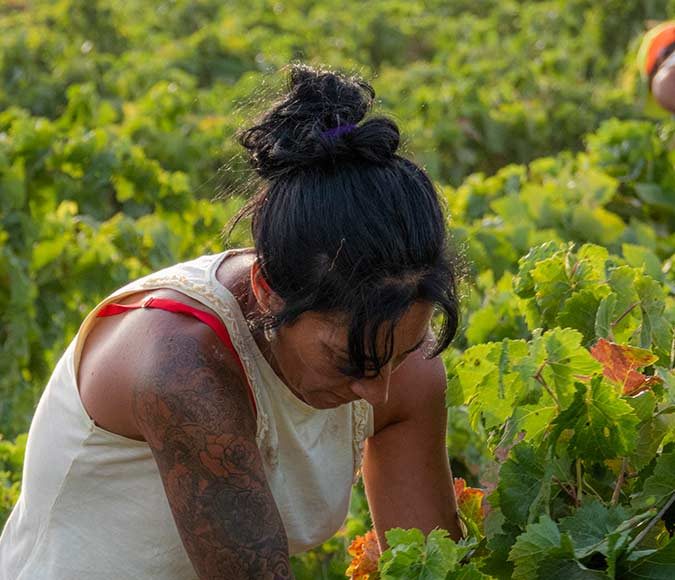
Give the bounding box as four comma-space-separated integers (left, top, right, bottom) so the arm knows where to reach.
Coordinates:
0, 250, 374, 580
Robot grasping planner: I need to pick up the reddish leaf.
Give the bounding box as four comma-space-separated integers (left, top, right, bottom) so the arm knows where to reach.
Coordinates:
346, 529, 380, 579
589, 338, 662, 396
453, 477, 486, 533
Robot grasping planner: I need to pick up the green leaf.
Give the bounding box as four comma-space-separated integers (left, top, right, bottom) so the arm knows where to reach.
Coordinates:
595, 293, 617, 340
626, 391, 657, 422
509, 517, 607, 580
573, 244, 610, 285
113, 175, 136, 203
604, 267, 643, 343
634, 183, 675, 212
0, 158, 26, 212
635, 276, 672, 365
629, 414, 670, 471
380, 540, 424, 578
523, 327, 602, 409
556, 289, 602, 346
421, 529, 459, 579
618, 537, 675, 580
559, 500, 628, 558
535, 547, 609, 579
633, 448, 675, 510
511, 401, 559, 443
480, 525, 519, 579
525, 243, 608, 332
385, 527, 427, 549
454, 343, 500, 403
446, 374, 464, 407
446, 562, 491, 579
379, 528, 460, 579
454, 340, 529, 430
571, 206, 624, 245
508, 516, 561, 579
465, 275, 528, 345
497, 443, 546, 527
530, 255, 572, 327
622, 244, 664, 282
514, 242, 562, 299
550, 377, 639, 461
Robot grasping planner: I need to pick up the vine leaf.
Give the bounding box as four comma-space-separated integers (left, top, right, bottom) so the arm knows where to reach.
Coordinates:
558, 500, 629, 558
379, 528, 460, 579
549, 377, 639, 461
446, 562, 490, 579
617, 537, 675, 579
496, 443, 546, 527
454, 477, 486, 535
589, 338, 662, 396
346, 529, 381, 580
633, 447, 675, 510
508, 516, 606, 579
555, 288, 602, 346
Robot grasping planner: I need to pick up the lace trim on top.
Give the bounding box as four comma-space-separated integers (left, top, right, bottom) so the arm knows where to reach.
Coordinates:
133, 271, 273, 451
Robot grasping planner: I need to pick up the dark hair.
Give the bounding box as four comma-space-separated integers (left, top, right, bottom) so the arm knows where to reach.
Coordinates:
227, 63, 465, 379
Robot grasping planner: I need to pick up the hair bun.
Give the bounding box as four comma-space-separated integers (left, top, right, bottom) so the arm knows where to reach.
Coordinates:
237, 63, 401, 179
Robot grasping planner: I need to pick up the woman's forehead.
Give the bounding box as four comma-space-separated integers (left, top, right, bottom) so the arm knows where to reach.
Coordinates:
300, 302, 433, 349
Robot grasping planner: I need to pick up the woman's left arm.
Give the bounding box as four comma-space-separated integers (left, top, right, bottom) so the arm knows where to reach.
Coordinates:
362, 350, 463, 549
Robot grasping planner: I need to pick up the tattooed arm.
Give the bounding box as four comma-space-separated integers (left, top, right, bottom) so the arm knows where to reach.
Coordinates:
131, 315, 293, 579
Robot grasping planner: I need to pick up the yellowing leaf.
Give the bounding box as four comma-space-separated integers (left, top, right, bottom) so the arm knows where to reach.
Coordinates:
454, 478, 486, 534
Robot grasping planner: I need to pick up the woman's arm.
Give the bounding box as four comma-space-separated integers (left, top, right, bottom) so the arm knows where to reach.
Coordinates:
362, 350, 462, 549
131, 313, 293, 579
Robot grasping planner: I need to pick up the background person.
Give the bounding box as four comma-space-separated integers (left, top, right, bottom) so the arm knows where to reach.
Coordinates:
638, 20, 675, 114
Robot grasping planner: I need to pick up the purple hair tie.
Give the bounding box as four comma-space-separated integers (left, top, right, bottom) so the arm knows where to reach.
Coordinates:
321, 123, 357, 139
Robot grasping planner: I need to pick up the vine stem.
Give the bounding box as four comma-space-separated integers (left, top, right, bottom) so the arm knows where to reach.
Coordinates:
582, 479, 605, 503
534, 361, 561, 410
576, 459, 582, 507
627, 492, 675, 554
610, 301, 640, 329
553, 477, 577, 504
611, 458, 628, 506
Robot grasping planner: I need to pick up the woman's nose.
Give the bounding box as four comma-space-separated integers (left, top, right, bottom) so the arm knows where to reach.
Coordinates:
349, 364, 392, 406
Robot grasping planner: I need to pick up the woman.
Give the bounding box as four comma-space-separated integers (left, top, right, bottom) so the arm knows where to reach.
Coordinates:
0, 64, 464, 579
638, 20, 675, 114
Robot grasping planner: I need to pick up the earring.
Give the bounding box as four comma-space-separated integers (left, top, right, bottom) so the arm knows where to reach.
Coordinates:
263, 319, 278, 342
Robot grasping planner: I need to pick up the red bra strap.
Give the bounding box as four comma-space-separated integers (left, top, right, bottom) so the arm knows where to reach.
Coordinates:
97, 296, 258, 418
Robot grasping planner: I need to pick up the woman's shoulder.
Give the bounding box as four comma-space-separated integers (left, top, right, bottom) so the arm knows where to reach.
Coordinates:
76, 288, 251, 442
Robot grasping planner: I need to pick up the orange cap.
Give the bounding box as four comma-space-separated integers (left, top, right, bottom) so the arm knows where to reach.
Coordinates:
639, 21, 675, 77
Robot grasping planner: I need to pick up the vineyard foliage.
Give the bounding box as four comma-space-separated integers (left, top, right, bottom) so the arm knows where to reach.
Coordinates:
1, 0, 674, 578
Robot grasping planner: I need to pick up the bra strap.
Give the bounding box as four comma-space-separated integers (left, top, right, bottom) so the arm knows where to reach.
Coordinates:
97, 296, 258, 418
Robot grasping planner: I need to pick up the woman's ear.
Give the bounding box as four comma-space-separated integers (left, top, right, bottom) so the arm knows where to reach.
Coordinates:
250, 260, 284, 313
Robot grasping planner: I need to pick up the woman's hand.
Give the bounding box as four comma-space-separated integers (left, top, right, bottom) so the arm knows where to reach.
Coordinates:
362, 346, 462, 550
